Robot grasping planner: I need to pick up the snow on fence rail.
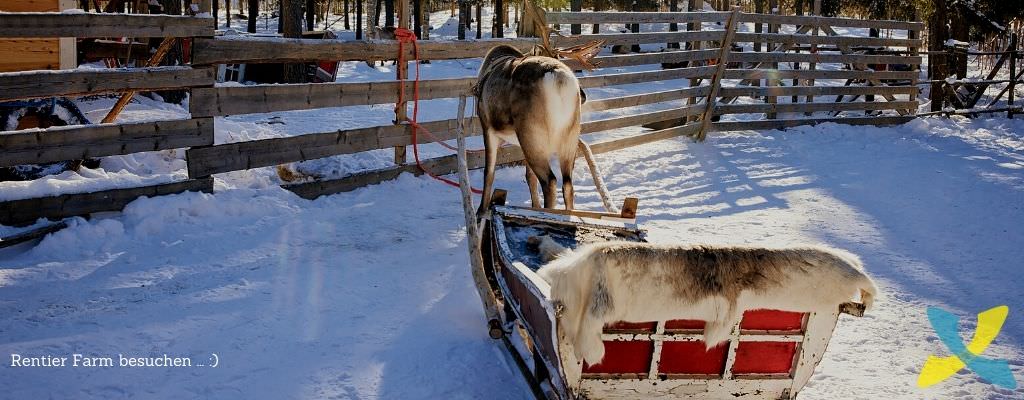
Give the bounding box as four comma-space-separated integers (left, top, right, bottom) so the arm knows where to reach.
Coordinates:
0, 10, 921, 226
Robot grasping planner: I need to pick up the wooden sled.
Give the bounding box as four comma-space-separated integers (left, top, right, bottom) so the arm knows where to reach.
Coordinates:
480, 190, 866, 399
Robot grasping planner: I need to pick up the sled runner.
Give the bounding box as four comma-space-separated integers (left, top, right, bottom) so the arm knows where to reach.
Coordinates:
480, 190, 867, 399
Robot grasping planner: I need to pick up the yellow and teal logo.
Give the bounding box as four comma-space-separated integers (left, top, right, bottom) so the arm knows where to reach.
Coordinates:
917, 305, 1016, 389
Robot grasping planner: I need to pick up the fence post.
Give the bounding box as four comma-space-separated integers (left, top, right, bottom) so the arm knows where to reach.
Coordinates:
686, 0, 702, 122
393, 0, 411, 165
695, 7, 741, 141
807, 0, 820, 107
1010, 33, 1017, 119
766, 0, 778, 119
907, 9, 919, 116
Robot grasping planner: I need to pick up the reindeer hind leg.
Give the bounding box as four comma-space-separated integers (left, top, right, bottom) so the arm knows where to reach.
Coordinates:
477, 131, 501, 219
523, 151, 557, 209
558, 142, 578, 211
525, 165, 541, 208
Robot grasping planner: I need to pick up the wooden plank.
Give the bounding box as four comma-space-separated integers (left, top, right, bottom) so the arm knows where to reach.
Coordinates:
723, 69, 917, 80
582, 104, 706, 134
729, 52, 920, 65
714, 100, 920, 115
279, 113, 913, 199
733, 32, 921, 47
696, 7, 740, 140
185, 117, 479, 178
738, 12, 924, 31
0, 178, 214, 227
0, 221, 68, 249
710, 115, 914, 132
187, 101, 702, 178
552, 30, 725, 48
0, 118, 215, 167
568, 49, 720, 69
577, 65, 717, 88
282, 146, 524, 200
546, 11, 730, 24
0, 13, 214, 38
0, 39, 62, 72
589, 123, 701, 154
1, 0, 63, 12
0, 66, 215, 102
192, 37, 539, 65
195, 67, 720, 118
583, 86, 709, 112
189, 77, 474, 117
718, 85, 917, 97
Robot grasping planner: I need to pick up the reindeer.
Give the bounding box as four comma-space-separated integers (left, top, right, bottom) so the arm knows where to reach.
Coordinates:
365, 26, 397, 68
475, 45, 587, 218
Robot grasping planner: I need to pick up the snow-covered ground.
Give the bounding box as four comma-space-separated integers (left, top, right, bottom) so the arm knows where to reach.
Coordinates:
2, 5, 1024, 400
2, 115, 1022, 399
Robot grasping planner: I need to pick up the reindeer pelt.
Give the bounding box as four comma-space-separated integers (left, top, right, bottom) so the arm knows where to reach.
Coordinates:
535, 239, 878, 366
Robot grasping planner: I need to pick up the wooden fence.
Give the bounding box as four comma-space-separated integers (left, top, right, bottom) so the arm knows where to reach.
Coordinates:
0, 9, 922, 227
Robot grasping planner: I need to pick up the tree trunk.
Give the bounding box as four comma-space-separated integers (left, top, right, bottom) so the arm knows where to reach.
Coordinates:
344, 0, 350, 29
278, 1, 285, 33
493, 0, 503, 37
592, 0, 602, 34
356, 0, 363, 38
458, 0, 467, 39
385, 0, 395, 26
570, 0, 581, 35
214, 0, 219, 27
667, 0, 677, 49
414, 0, 422, 37
630, 0, 640, 53
247, 0, 257, 32
475, 1, 482, 38
949, 10, 968, 79
928, 0, 948, 111
374, 0, 382, 26
282, 0, 306, 83
226, 0, 231, 27
306, 0, 315, 30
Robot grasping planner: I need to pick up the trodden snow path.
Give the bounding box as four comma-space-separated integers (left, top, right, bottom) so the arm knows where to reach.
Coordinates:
1, 116, 1023, 399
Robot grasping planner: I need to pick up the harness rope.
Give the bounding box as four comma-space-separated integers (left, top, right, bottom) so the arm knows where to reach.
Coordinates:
395, 27, 484, 194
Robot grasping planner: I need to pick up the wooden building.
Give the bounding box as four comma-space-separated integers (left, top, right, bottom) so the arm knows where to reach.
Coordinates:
0, 0, 78, 72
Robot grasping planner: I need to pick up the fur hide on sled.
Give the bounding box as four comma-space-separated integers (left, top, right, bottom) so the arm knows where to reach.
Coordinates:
532, 237, 878, 366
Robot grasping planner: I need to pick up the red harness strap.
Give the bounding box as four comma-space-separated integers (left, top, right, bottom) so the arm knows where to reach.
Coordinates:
394, 27, 482, 194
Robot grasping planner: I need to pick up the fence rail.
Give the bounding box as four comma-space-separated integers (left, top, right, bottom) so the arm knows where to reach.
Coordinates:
0, 13, 213, 38
0, 9, 924, 226
0, 67, 215, 102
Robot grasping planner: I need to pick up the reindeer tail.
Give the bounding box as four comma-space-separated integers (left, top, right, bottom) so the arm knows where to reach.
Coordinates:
578, 140, 619, 214
858, 274, 878, 311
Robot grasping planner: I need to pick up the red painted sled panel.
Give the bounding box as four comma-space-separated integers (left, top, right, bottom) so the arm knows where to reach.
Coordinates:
665, 319, 705, 331
582, 340, 653, 374
604, 321, 657, 333
658, 341, 729, 375
740, 309, 806, 332
731, 341, 799, 375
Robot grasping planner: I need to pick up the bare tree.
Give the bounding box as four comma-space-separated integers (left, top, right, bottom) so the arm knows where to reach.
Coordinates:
248, 0, 258, 33
282, 0, 307, 83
